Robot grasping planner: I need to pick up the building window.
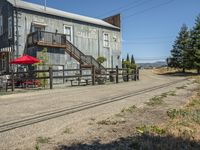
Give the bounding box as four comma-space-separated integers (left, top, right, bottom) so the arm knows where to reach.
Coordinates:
8, 16, 12, 39
32, 25, 45, 32
0, 15, 3, 36
64, 25, 73, 43
103, 33, 110, 48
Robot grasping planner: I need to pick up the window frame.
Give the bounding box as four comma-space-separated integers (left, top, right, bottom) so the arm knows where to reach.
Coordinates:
8, 16, 12, 39
103, 32, 110, 48
64, 25, 73, 43
0, 15, 3, 36
32, 25, 45, 32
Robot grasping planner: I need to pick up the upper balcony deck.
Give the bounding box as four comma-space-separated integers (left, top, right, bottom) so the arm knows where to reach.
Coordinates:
27, 31, 67, 48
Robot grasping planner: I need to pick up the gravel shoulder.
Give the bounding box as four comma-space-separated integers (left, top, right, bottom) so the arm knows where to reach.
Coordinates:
0, 70, 197, 150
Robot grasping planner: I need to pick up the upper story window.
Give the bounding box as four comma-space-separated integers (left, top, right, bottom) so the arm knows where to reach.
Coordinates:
8, 16, 12, 39
0, 15, 3, 36
64, 25, 73, 43
32, 25, 45, 32
103, 33, 110, 48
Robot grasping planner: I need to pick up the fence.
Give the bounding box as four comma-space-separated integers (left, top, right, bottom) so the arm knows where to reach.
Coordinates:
0, 66, 139, 92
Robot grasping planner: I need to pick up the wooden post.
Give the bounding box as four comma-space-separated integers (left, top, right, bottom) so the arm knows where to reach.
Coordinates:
126, 68, 129, 82
11, 69, 14, 92
134, 69, 137, 81
49, 67, 53, 89
63, 65, 65, 84
137, 68, 139, 80
80, 64, 82, 77
116, 65, 119, 83
92, 65, 95, 85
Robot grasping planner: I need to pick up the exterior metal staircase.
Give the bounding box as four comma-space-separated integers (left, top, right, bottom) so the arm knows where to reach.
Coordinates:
27, 31, 106, 74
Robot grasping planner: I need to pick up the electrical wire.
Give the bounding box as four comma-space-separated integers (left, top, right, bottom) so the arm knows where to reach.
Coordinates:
96, 0, 148, 18
123, 0, 175, 20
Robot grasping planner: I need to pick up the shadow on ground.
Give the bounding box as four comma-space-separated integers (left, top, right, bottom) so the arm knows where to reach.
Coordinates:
56, 133, 200, 150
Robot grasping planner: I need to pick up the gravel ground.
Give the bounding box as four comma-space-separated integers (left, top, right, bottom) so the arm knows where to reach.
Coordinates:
0, 70, 197, 150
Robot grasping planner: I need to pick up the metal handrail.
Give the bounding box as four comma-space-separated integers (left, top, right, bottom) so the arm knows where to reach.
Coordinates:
27, 31, 106, 72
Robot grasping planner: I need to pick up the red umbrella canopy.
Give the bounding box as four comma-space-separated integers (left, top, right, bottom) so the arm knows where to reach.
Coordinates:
10, 55, 41, 64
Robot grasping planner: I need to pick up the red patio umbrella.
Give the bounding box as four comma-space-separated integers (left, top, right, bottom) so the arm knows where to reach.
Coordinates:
10, 55, 41, 64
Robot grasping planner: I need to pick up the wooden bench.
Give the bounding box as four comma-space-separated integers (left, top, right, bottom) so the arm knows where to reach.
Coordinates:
68, 78, 91, 86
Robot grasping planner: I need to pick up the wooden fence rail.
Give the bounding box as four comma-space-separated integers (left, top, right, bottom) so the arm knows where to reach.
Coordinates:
0, 66, 139, 92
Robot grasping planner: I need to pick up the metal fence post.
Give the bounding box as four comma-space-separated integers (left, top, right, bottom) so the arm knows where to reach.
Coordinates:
92, 65, 95, 85
49, 67, 53, 89
116, 65, 119, 83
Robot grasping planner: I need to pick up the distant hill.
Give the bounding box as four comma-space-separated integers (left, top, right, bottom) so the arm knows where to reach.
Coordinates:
137, 61, 167, 69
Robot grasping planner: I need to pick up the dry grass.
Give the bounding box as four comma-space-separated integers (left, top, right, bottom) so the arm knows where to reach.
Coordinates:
165, 80, 200, 141
153, 67, 180, 75
146, 91, 176, 106
36, 136, 50, 144
132, 76, 200, 148
97, 118, 126, 126
121, 105, 137, 113
153, 67, 198, 75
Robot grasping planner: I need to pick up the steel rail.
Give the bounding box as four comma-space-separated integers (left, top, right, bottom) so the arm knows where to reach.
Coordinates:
0, 79, 187, 133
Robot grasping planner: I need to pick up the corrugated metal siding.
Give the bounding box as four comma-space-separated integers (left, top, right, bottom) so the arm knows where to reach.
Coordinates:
15, 8, 121, 69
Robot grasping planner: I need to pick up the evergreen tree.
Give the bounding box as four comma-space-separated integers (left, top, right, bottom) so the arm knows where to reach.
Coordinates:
131, 54, 135, 64
170, 24, 190, 72
122, 59, 125, 68
126, 54, 130, 62
191, 14, 200, 74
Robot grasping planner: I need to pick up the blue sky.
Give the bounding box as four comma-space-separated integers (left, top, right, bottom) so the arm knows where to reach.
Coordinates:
26, 0, 200, 63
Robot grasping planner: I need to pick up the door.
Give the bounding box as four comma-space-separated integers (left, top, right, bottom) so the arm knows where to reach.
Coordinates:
32, 25, 45, 42
64, 25, 73, 43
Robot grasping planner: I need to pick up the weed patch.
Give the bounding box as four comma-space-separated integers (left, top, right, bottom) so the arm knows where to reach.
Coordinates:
176, 85, 187, 89
36, 136, 50, 144
146, 91, 176, 106
146, 96, 164, 106
63, 128, 72, 134
97, 119, 126, 125
136, 125, 166, 135
121, 105, 137, 113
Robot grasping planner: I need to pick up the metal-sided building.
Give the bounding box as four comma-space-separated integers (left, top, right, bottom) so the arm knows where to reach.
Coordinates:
0, 0, 121, 74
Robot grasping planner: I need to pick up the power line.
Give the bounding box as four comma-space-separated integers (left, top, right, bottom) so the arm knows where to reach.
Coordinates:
96, 0, 141, 18
123, 0, 175, 20
122, 40, 173, 45
116, 0, 154, 14
124, 35, 175, 40
96, 0, 153, 18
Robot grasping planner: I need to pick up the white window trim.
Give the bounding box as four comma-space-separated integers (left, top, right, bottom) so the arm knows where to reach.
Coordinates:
8, 16, 12, 39
32, 25, 45, 33
0, 15, 3, 36
103, 32, 110, 48
64, 25, 73, 43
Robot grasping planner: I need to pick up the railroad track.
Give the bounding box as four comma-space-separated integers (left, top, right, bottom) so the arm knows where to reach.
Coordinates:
0, 79, 187, 133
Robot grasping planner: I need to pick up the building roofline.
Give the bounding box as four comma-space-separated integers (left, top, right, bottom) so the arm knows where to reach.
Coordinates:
7, 0, 120, 30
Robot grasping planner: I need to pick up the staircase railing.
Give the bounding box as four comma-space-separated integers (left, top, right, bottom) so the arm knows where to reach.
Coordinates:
27, 31, 106, 73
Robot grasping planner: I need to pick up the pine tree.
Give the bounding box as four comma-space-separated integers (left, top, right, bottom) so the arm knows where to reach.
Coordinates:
191, 14, 200, 74
170, 24, 191, 72
126, 54, 130, 62
122, 59, 125, 68
179, 24, 191, 72
131, 54, 135, 64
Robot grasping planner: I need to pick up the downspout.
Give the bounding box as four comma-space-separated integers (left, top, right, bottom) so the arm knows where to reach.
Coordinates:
98, 29, 100, 57
14, 0, 19, 58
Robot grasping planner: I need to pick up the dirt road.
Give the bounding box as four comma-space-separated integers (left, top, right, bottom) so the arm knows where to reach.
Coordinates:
0, 70, 196, 150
